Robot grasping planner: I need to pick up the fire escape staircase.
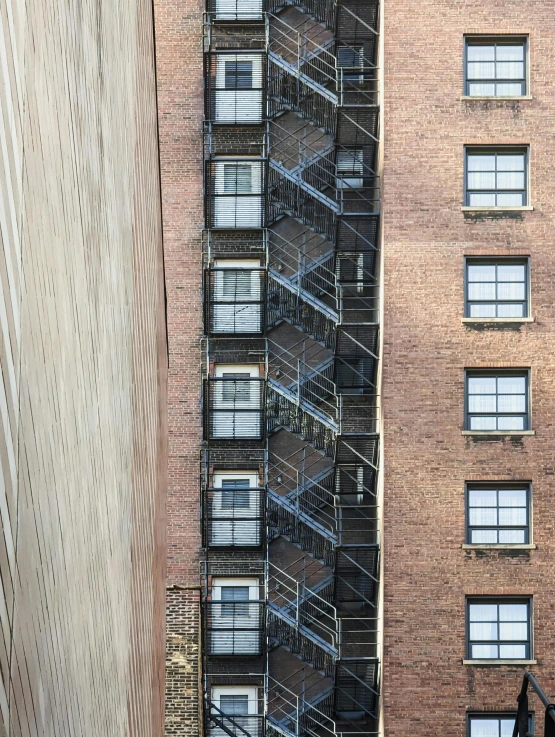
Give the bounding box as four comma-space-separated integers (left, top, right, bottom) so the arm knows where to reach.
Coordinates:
264, 2, 382, 734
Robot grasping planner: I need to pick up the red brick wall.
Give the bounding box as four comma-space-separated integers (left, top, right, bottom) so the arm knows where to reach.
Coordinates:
155, 0, 204, 586
382, 2, 555, 736
154, 0, 204, 732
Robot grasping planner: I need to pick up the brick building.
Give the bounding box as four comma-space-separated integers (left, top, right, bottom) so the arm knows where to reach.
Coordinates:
155, 0, 555, 735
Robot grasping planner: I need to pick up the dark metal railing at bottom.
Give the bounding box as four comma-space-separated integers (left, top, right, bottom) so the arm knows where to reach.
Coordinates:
206, 701, 264, 737
512, 672, 555, 737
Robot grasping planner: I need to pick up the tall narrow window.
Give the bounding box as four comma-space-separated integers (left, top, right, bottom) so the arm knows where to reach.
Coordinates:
465, 259, 528, 318
212, 160, 263, 228
465, 38, 527, 97
209, 364, 263, 439
210, 259, 264, 334
465, 371, 529, 431
208, 471, 262, 547
465, 148, 528, 207
214, 54, 263, 123
466, 598, 532, 660
466, 484, 530, 544
209, 578, 261, 655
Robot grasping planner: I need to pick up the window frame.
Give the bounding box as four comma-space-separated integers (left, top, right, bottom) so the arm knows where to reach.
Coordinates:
466, 712, 534, 737
464, 257, 530, 319
466, 597, 533, 662
464, 146, 529, 208
464, 369, 531, 432
465, 482, 531, 545
464, 35, 528, 98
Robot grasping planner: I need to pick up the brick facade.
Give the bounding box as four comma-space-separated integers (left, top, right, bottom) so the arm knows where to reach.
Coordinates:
154, 0, 205, 731
382, 2, 555, 735
166, 589, 202, 737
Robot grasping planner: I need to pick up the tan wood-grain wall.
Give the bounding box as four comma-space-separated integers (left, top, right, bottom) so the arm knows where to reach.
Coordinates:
0, 1, 166, 735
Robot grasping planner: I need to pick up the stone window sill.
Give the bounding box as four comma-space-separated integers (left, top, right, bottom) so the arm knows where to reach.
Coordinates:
461, 206, 534, 212
462, 544, 536, 550
462, 430, 535, 437
463, 660, 537, 666
460, 95, 533, 101
462, 317, 534, 324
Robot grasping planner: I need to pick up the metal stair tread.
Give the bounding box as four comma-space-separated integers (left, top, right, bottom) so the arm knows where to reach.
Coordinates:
284, 465, 335, 501
269, 158, 340, 214
280, 575, 335, 614
268, 487, 338, 543
268, 268, 339, 322
268, 50, 338, 105
267, 376, 338, 432
284, 355, 335, 393
267, 600, 338, 656
276, 685, 335, 727
288, 249, 335, 283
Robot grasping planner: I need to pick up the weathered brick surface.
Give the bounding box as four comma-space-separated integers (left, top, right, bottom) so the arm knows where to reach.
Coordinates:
154, 0, 204, 731
166, 589, 202, 737
382, 2, 555, 736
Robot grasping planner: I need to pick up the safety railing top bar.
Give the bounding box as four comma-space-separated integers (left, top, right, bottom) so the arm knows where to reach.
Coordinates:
267, 12, 378, 74
268, 229, 378, 289
269, 118, 378, 177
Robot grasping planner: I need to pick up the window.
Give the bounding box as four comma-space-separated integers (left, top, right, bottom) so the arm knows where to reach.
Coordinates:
465, 148, 528, 207
467, 598, 531, 660
209, 471, 262, 547
210, 578, 261, 655
213, 160, 263, 228
465, 38, 527, 97
465, 371, 529, 431
210, 687, 260, 737
211, 259, 263, 334
465, 259, 528, 318
336, 149, 364, 189
214, 0, 263, 21
468, 714, 533, 737
466, 484, 530, 544
210, 364, 263, 439
214, 55, 263, 123
337, 45, 364, 82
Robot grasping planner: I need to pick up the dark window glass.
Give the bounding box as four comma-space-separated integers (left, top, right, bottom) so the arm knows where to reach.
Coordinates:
465, 149, 527, 207
219, 695, 249, 715
221, 372, 252, 402
466, 372, 529, 431
337, 46, 363, 81
221, 479, 251, 509
221, 586, 250, 616
466, 260, 528, 318
465, 39, 526, 96
468, 714, 533, 737
467, 484, 530, 544
467, 599, 531, 660
225, 60, 253, 89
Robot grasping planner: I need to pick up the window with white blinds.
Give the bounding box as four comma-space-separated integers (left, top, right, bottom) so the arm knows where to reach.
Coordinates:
213, 161, 263, 228
214, 0, 263, 21
210, 471, 262, 546
215, 55, 263, 123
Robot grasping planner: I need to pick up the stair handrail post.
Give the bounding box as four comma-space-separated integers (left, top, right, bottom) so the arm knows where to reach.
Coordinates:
296, 359, 301, 406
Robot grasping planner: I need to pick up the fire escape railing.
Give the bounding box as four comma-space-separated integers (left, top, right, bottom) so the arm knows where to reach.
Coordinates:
201, 0, 382, 733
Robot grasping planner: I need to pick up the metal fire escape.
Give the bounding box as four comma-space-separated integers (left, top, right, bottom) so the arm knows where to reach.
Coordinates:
201, 0, 381, 732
